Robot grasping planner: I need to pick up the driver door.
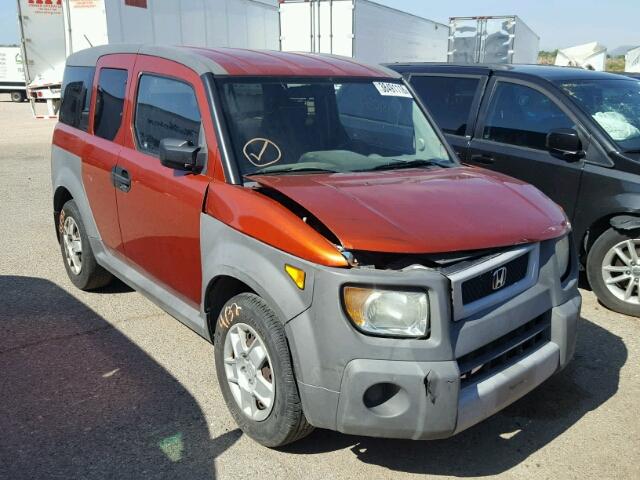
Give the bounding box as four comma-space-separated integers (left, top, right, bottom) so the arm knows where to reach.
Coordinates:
468, 77, 585, 220
115, 56, 218, 307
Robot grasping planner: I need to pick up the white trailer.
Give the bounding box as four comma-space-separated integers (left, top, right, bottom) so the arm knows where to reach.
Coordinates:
15, 0, 280, 117
625, 46, 640, 73
448, 15, 540, 64
279, 0, 449, 64
555, 42, 607, 71
16, 0, 67, 116
0, 46, 27, 102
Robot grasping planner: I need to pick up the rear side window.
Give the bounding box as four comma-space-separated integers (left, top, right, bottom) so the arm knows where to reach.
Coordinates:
59, 66, 95, 132
134, 75, 202, 156
483, 82, 574, 150
94, 68, 128, 141
409, 75, 480, 136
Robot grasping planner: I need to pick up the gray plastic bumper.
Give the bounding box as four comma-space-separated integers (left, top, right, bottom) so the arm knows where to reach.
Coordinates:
297, 294, 580, 440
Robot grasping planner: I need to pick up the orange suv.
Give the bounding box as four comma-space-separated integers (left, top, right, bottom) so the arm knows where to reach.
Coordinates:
52, 45, 580, 447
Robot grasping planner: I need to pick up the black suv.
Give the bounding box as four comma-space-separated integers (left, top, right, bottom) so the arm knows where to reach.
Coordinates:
389, 63, 640, 316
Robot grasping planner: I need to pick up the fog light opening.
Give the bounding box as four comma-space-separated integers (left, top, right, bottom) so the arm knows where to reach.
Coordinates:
362, 382, 410, 417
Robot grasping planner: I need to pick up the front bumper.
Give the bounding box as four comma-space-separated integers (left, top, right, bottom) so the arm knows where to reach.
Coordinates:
285, 238, 580, 440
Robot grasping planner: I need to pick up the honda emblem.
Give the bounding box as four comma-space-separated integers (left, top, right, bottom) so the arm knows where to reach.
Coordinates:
491, 266, 508, 290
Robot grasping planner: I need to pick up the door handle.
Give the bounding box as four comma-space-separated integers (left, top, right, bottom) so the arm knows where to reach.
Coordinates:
111, 166, 131, 192
470, 154, 495, 165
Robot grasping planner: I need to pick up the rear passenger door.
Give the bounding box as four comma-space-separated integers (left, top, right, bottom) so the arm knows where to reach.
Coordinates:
468, 77, 585, 219
407, 73, 486, 160
115, 56, 214, 308
83, 54, 134, 252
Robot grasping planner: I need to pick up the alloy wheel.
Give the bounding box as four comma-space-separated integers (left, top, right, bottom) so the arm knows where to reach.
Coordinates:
223, 323, 275, 422
601, 239, 640, 305
62, 216, 83, 275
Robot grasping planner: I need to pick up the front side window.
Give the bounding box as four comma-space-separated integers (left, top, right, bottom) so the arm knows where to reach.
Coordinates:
410, 75, 480, 136
483, 82, 574, 150
218, 78, 452, 177
59, 66, 95, 132
94, 68, 128, 141
134, 74, 202, 156
559, 79, 640, 152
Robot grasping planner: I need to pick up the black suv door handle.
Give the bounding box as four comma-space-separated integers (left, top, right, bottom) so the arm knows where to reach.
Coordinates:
111, 166, 131, 192
470, 154, 495, 165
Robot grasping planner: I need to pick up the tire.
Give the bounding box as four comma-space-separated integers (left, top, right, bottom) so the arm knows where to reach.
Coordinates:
213, 293, 313, 447
59, 200, 112, 291
587, 227, 640, 317
10, 91, 25, 103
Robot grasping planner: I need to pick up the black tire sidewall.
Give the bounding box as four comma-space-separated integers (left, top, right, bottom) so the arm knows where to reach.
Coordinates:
59, 200, 106, 290
213, 293, 307, 447
11, 91, 23, 102
587, 227, 640, 317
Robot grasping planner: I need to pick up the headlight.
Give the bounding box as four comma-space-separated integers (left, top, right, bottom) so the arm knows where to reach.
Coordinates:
555, 235, 571, 279
342, 286, 429, 337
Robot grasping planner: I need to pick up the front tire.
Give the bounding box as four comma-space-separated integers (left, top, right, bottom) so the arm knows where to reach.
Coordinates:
59, 200, 112, 291
587, 227, 640, 317
214, 293, 313, 447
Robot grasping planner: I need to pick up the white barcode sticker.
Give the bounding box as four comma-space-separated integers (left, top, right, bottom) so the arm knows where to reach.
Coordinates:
373, 82, 412, 98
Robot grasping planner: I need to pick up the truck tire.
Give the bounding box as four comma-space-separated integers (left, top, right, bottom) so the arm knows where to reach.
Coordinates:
59, 200, 112, 291
10, 91, 25, 102
587, 227, 640, 317
214, 293, 314, 447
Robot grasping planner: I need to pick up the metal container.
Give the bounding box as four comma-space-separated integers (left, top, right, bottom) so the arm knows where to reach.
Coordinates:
280, 0, 449, 64
448, 15, 540, 64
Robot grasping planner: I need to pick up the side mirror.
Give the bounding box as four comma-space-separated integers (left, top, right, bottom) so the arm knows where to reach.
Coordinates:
546, 128, 585, 161
159, 138, 204, 172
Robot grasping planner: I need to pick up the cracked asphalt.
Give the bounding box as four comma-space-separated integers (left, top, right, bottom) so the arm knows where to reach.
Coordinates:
0, 97, 639, 479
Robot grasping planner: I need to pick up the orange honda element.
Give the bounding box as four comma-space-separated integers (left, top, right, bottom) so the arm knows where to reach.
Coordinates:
52, 45, 580, 447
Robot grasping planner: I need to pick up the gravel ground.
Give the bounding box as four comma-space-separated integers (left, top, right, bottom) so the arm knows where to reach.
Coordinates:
0, 96, 639, 479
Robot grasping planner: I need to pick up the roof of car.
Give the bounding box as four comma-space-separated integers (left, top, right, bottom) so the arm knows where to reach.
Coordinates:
388, 62, 633, 82
66, 44, 399, 78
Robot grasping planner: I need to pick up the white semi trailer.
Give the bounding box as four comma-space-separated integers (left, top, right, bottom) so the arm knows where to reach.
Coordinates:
16, 0, 280, 116
279, 0, 449, 64
0, 46, 27, 102
448, 15, 540, 64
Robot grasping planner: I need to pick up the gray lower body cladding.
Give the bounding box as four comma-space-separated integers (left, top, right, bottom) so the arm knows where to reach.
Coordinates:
286, 237, 580, 439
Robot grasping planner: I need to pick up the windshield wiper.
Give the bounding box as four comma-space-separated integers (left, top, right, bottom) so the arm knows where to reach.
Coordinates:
356, 159, 447, 172
247, 166, 341, 176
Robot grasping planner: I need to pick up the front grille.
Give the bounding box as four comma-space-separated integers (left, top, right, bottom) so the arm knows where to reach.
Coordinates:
461, 252, 529, 304
458, 315, 551, 388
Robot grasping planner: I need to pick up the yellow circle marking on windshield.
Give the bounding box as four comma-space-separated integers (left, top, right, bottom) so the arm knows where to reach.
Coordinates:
243, 138, 282, 167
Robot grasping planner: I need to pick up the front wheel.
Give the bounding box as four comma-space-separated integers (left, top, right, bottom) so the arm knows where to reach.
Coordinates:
587, 227, 640, 317
213, 293, 313, 447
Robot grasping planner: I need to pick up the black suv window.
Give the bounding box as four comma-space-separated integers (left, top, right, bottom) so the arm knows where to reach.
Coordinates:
94, 68, 128, 141
483, 82, 574, 150
410, 75, 480, 136
59, 66, 95, 132
134, 75, 202, 156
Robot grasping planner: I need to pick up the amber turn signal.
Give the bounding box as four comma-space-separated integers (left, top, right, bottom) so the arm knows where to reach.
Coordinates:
285, 264, 306, 290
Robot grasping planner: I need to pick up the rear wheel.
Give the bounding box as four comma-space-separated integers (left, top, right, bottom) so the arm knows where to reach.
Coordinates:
214, 293, 313, 447
587, 227, 640, 317
59, 200, 112, 290
10, 91, 25, 102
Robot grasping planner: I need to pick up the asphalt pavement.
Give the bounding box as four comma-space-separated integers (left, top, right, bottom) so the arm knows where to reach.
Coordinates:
0, 96, 638, 479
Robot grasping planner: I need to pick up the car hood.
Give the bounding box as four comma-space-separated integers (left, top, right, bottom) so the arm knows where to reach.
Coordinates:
250, 167, 569, 253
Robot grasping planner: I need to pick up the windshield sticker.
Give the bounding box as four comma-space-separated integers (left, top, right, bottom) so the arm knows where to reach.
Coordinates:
243, 138, 282, 167
373, 82, 412, 98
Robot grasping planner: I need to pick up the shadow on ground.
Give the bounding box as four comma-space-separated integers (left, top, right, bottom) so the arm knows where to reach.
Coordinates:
285, 314, 626, 477
0, 275, 238, 479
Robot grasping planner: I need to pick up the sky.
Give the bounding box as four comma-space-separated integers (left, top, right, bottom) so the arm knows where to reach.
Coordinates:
0, 0, 638, 51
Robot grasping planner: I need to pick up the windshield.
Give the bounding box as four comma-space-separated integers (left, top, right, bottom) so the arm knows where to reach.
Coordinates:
217, 78, 453, 176
559, 78, 640, 152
